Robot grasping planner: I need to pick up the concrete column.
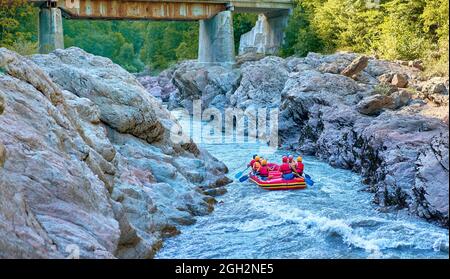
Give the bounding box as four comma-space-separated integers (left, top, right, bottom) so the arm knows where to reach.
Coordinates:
238, 11, 290, 56
198, 10, 235, 68
39, 8, 64, 54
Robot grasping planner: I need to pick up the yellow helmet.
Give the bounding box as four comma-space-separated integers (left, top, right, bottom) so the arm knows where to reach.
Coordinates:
255, 156, 260, 161
297, 156, 303, 162
261, 160, 267, 165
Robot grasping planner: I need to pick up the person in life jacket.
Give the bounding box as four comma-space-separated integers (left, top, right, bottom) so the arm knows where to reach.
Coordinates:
252, 156, 262, 174
248, 154, 258, 169
288, 155, 296, 171
295, 156, 304, 176
259, 160, 270, 180
279, 156, 294, 180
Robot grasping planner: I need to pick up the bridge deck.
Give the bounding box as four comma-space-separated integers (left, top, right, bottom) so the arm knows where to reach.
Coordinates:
30, 0, 292, 20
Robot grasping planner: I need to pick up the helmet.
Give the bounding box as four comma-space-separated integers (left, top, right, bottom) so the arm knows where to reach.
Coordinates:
261, 160, 267, 165
255, 156, 260, 161
297, 156, 303, 162
253, 154, 258, 159
288, 155, 294, 161
282, 156, 288, 163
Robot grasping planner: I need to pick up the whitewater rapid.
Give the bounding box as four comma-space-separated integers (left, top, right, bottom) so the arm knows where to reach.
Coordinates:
156, 112, 449, 259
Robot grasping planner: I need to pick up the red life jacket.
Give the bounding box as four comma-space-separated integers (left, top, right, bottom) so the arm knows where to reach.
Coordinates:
248, 159, 255, 168
279, 163, 292, 174
253, 161, 261, 171
296, 162, 304, 174
259, 166, 269, 176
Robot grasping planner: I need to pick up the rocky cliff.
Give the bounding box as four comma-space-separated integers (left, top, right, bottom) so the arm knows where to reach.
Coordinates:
143, 52, 449, 227
0, 47, 231, 259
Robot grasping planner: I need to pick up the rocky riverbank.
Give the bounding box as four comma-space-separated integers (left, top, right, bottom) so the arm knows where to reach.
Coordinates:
0, 47, 231, 258
140, 52, 449, 227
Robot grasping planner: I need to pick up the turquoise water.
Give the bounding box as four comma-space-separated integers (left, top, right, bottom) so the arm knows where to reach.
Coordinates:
156, 113, 449, 259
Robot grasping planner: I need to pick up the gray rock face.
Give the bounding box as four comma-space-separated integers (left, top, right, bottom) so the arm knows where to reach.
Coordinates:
0, 47, 230, 258
277, 54, 448, 226
171, 60, 241, 111
163, 51, 448, 227
230, 56, 289, 110
32, 48, 165, 144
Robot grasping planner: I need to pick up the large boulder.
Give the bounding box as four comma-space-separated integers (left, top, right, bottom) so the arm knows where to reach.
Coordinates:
171, 60, 240, 111
229, 56, 289, 110
31, 48, 165, 144
0, 48, 120, 258
0, 48, 231, 258
340, 55, 369, 78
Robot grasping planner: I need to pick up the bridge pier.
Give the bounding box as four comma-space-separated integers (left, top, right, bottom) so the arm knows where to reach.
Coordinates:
198, 10, 235, 68
39, 7, 64, 54
238, 11, 290, 55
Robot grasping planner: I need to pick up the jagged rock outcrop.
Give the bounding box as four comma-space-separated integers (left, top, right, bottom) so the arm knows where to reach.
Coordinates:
170, 60, 241, 111
278, 53, 449, 226
143, 51, 449, 226
0, 47, 230, 259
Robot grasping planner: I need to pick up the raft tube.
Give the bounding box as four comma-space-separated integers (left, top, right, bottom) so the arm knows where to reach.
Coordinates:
249, 173, 307, 190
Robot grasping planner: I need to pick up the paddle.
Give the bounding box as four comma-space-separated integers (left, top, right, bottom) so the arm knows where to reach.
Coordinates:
235, 166, 250, 179
239, 174, 249, 182
304, 173, 314, 186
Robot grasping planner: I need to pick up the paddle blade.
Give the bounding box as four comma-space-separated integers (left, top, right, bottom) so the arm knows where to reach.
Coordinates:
234, 171, 244, 179
305, 174, 314, 186
239, 175, 249, 182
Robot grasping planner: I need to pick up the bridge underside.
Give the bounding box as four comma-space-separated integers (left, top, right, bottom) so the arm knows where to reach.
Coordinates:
31, 0, 292, 66
31, 0, 291, 20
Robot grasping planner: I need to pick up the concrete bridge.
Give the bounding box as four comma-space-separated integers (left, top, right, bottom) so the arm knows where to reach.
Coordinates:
31, 0, 293, 67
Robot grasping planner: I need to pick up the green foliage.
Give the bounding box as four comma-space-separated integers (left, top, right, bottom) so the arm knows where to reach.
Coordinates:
1, 0, 447, 76
0, 0, 37, 50
283, 0, 448, 76
373, 83, 394, 96
140, 21, 198, 71
233, 13, 258, 52
280, 0, 324, 56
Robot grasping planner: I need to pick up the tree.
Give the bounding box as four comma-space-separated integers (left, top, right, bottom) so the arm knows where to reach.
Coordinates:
0, 0, 37, 49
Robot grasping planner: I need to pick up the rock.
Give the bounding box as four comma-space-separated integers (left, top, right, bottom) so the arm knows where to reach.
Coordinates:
378, 73, 394, 84
340, 56, 369, 78
422, 77, 449, 95
171, 60, 240, 111
230, 56, 288, 109
409, 59, 424, 71
0, 143, 5, 168
235, 51, 265, 67
391, 73, 409, 88
391, 90, 411, 108
137, 68, 178, 102
0, 92, 4, 114
356, 90, 410, 116
357, 94, 395, 116
31, 47, 166, 144
0, 48, 231, 258
0, 50, 120, 258
413, 133, 449, 225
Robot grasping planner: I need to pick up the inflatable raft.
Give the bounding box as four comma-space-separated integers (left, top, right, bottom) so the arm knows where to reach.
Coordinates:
249, 164, 307, 190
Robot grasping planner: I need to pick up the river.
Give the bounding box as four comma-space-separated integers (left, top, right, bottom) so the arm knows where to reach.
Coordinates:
156, 111, 449, 259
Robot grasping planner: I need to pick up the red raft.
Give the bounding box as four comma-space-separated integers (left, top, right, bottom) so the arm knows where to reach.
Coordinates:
249, 163, 307, 190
